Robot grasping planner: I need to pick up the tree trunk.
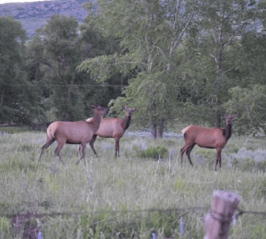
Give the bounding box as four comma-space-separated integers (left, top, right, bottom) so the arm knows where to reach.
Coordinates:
158, 117, 164, 138
215, 111, 221, 128
0, 90, 4, 106
151, 102, 157, 138
151, 124, 157, 138
121, 76, 124, 88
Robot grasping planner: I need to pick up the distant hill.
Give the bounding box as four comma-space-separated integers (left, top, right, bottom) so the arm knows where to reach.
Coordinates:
0, 0, 89, 39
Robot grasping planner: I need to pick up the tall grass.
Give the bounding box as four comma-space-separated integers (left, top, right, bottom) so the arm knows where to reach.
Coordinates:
0, 131, 266, 238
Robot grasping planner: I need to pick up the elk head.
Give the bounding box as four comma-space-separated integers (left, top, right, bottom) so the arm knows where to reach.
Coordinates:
222, 113, 237, 125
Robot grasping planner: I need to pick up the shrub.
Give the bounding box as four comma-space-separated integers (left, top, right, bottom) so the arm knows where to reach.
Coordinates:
257, 179, 266, 198
231, 158, 239, 167
226, 144, 239, 153
246, 146, 253, 150
164, 140, 176, 146
0, 217, 9, 235
198, 149, 216, 159
257, 160, 266, 172
243, 158, 255, 171
19, 144, 34, 152
140, 146, 168, 159
132, 145, 138, 152
195, 149, 217, 168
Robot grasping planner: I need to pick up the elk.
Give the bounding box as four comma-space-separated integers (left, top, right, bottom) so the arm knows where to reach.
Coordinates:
80, 106, 138, 157
180, 114, 237, 171
39, 105, 109, 165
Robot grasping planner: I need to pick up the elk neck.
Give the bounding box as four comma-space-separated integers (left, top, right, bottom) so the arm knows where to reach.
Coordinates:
92, 110, 101, 132
123, 113, 131, 130
223, 123, 232, 140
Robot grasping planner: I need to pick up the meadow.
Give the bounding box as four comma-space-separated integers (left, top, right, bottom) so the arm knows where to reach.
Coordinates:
0, 127, 266, 239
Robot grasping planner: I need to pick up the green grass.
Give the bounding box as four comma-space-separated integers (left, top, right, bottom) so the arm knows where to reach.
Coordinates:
0, 131, 266, 238
0, 126, 30, 134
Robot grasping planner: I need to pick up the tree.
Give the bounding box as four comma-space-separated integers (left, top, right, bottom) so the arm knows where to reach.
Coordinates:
0, 16, 45, 125
27, 14, 124, 121
79, 0, 199, 137
178, 0, 259, 127
239, 30, 266, 86
27, 15, 86, 121
78, 18, 125, 117
224, 85, 266, 135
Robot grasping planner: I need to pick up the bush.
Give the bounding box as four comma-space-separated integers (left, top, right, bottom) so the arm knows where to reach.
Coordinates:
194, 149, 217, 168
231, 158, 239, 167
0, 217, 9, 235
226, 144, 239, 153
243, 158, 255, 171
198, 149, 216, 160
140, 146, 168, 159
257, 179, 266, 198
164, 140, 176, 146
257, 160, 266, 172
19, 144, 34, 152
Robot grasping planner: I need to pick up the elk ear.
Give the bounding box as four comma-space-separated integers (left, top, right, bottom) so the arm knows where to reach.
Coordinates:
122, 106, 126, 110
233, 113, 237, 117
134, 108, 138, 111
222, 113, 226, 117
90, 105, 96, 109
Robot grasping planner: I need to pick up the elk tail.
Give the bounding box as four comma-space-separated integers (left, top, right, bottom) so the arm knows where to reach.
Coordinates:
86, 118, 93, 123
181, 125, 191, 136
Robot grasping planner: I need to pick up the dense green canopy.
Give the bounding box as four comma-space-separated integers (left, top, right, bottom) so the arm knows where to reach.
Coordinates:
0, 16, 45, 125
1, 0, 266, 136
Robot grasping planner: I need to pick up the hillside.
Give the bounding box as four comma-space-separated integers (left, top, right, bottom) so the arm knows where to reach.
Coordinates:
0, 0, 89, 39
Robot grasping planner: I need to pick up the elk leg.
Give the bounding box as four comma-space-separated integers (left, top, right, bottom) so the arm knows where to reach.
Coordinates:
117, 139, 120, 157
186, 143, 195, 166
77, 145, 81, 157
115, 138, 119, 157
215, 149, 222, 171
218, 149, 222, 170
180, 144, 190, 166
39, 138, 55, 160
76, 142, 86, 165
54, 140, 66, 165
89, 135, 98, 157
91, 134, 97, 144
78, 135, 97, 157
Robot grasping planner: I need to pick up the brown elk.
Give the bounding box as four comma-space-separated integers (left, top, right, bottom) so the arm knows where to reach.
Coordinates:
180, 114, 237, 171
39, 105, 109, 165
80, 106, 138, 157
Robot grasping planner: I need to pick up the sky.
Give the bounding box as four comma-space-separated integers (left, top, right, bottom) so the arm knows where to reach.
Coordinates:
0, 0, 45, 3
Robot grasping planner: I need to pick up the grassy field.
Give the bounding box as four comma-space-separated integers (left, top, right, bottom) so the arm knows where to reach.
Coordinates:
0, 129, 266, 238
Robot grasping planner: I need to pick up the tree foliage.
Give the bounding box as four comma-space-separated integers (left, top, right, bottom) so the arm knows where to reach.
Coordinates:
224, 85, 266, 135
27, 15, 86, 121
0, 16, 45, 125
79, 0, 266, 135
79, 0, 199, 135
2, 1, 266, 136
27, 14, 123, 121
178, 0, 259, 127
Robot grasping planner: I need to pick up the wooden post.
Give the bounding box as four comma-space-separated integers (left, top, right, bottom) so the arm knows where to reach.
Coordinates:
204, 191, 240, 239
